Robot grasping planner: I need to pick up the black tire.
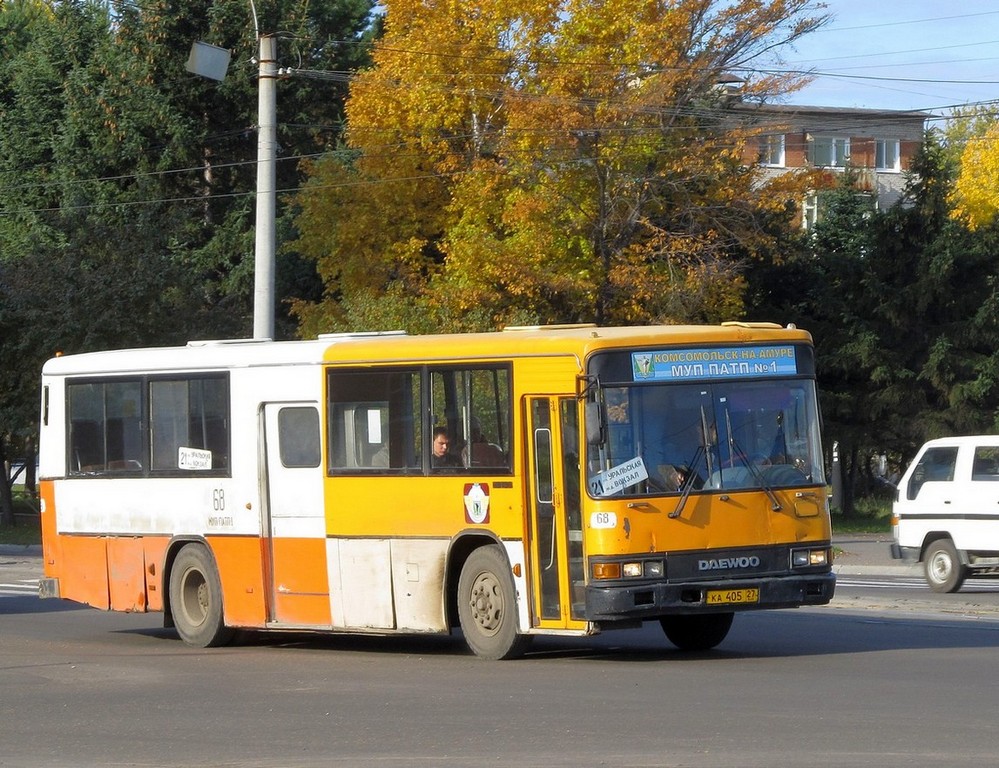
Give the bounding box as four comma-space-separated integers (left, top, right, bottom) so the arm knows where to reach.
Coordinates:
457, 546, 532, 660
168, 543, 235, 648
660, 612, 734, 651
924, 538, 966, 593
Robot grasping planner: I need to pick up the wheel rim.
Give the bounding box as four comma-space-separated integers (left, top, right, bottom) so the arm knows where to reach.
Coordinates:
468, 571, 504, 636
179, 567, 209, 628
928, 550, 952, 584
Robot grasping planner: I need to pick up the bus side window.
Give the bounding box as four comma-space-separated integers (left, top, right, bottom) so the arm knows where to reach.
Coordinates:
430, 366, 512, 473
67, 380, 143, 473
328, 369, 421, 472
150, 376, 230, 473
70, 419, 102, 472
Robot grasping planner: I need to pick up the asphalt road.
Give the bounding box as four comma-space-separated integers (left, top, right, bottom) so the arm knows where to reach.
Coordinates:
4, 538, 999, 767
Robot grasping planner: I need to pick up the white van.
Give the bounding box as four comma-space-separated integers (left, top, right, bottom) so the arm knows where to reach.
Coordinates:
891, 435, 999, 592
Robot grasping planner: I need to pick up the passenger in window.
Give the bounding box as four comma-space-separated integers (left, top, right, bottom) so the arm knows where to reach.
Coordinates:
432, 427, 462, 468
371, 444, 389, 468
465, 418, 506, 467
655, 463, 687, 492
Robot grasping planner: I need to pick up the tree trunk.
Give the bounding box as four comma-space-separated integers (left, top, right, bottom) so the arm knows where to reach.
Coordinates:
842, 442, 858, 516
23, 435, 37, 497
0, 434, 15, 528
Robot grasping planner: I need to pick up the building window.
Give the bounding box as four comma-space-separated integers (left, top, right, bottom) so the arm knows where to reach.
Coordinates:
759, 134, 785, 167
801, 189, 876, 231
808, 136, 849, 168
875, 139, 900, 171
802, 193, 820, 230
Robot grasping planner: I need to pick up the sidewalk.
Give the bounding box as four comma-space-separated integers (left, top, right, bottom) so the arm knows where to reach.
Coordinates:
832, 532, 920, 577
0, 544, 41, 558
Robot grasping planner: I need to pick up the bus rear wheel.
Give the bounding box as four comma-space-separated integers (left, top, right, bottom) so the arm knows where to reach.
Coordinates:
169, 543, 235, 648
457, 546, 531, 660
660, 612, 734, 651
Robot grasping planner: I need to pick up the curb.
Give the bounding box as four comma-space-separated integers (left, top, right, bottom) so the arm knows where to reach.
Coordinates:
834, 563, 921, 577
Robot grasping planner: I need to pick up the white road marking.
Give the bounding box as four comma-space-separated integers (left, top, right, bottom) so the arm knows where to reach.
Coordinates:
0, 579, 39, 596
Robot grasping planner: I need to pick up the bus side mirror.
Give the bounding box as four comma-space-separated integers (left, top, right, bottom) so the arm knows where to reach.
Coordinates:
585, 401, 605, 447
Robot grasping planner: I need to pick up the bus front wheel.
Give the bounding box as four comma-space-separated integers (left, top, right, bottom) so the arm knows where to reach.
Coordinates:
457, 546, 531, 660
660, 612, 734, 651
168, 544, 235, 648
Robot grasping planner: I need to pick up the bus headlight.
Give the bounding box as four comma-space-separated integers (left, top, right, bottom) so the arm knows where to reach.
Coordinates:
791, 547, 829, 568
624, 560, 665, 578
622, 562, 643, 578
592, 559, 665, 580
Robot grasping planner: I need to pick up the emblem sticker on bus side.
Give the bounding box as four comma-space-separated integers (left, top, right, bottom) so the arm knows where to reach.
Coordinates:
463, 483, 490, 524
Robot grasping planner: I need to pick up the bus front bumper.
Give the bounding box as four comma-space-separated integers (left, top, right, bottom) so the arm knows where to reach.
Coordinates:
584, 571, 835, 621
38, 577, 60, 599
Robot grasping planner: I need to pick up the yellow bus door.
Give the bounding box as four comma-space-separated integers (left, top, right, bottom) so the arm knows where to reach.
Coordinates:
526, 397, 586, 629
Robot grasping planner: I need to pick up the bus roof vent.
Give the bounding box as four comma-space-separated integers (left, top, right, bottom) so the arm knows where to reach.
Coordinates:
720, 321, 782, 329
317, 330, 408, 340
187, 338, 272, 347
502, 323, 598, 332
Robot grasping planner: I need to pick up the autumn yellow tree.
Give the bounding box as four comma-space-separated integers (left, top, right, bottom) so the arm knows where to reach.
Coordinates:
291, 0, 827, 335
950, 120, 999, 230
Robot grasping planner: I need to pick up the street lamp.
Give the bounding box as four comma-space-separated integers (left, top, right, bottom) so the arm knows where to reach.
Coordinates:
186, 33, 278, 341
253, 35, 278, 341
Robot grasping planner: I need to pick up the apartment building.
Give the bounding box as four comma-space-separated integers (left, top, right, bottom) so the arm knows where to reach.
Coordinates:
734, 104, 929, 228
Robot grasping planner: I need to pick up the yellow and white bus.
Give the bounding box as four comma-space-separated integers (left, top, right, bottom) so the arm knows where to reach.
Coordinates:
38, 323, 834, 659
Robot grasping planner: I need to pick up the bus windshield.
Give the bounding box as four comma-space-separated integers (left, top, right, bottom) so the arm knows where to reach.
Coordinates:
587, 378, 824, 498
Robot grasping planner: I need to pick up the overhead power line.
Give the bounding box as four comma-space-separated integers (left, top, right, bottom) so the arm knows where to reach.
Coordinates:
817, 10, 999, 34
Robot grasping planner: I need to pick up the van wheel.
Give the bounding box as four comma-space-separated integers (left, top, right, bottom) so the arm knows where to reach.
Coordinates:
924, 539, 966, 593
457, 546, 531, 660
660, 612, 734, 651
169, 544, 235, 647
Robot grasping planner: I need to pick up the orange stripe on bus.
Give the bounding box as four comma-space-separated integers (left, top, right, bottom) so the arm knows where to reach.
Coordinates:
268, 536, 332, 626
39, 481, 59, 579
107, 537, 147, 611
206, 536, 268, 628
52, 535, 111, 610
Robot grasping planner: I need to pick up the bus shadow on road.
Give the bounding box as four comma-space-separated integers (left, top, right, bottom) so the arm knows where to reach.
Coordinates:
132, 626, 471, 657
115, 608, 999, 661
0, 594, 88, 616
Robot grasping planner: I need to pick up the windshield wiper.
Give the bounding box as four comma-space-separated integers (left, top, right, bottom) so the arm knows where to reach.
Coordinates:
743, 457, 782, 511
670, 445, 703, 519
672, 406, 713, 519
724, 428, 781, 511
